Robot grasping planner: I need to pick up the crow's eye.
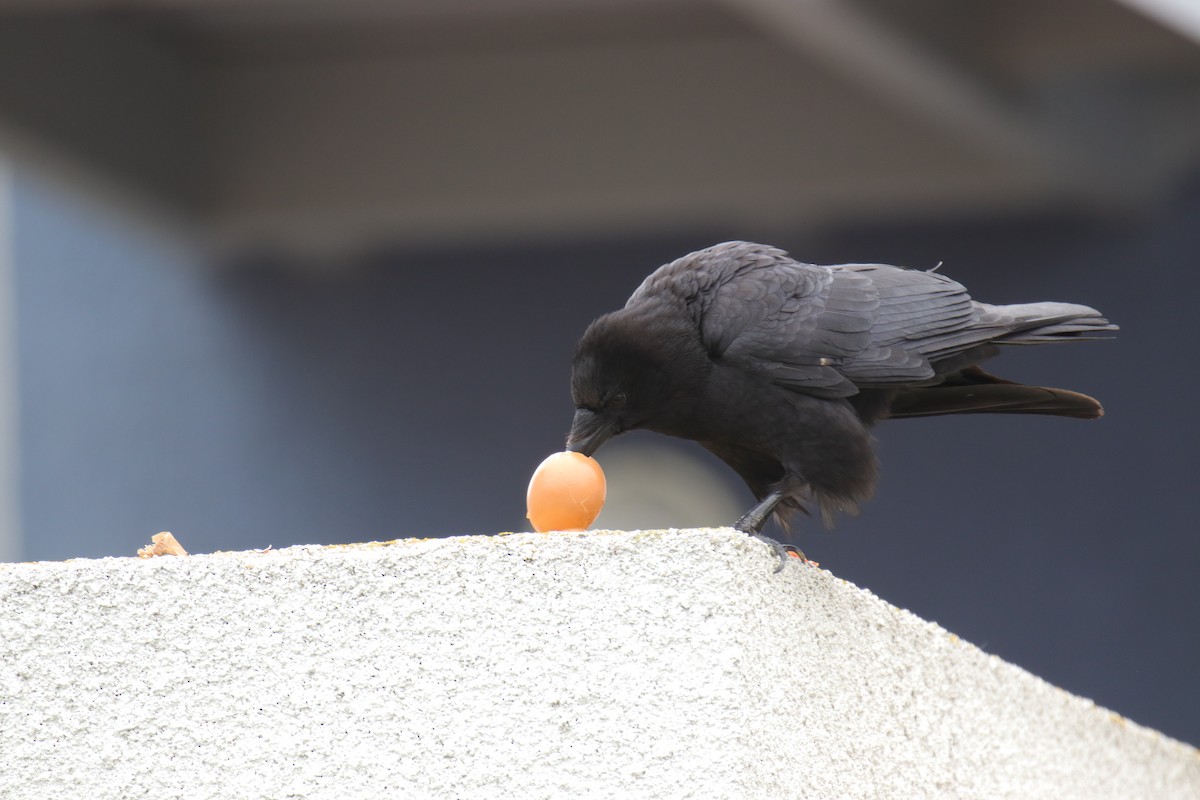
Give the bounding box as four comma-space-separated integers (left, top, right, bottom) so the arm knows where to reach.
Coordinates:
609, 392, 628, 409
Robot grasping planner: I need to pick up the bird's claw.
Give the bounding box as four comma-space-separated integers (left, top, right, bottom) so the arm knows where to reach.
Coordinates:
747, 532, 808, 572
732, 489, 807, 571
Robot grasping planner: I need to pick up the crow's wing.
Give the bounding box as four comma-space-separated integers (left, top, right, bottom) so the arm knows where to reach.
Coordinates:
628, 241, 982, 398
833, 263, 978, 385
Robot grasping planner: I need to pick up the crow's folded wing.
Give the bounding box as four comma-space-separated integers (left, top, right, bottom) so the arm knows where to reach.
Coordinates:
628, 241, 989, 398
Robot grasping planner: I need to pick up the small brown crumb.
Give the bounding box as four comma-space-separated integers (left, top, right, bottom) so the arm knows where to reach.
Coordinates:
785, 551, 819, 567
137, 531, 188, 558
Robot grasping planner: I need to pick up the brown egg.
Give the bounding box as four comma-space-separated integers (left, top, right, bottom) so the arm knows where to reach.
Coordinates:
526, 451, 607, 532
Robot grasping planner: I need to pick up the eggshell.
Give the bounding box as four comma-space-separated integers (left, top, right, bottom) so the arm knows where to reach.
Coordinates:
526, 451, 607, 532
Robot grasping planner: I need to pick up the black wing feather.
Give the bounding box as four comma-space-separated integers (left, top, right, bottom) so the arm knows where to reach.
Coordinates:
624, 241, 1114, 399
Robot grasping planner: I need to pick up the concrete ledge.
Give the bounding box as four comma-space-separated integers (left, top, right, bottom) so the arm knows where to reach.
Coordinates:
1, 528, 1196, 799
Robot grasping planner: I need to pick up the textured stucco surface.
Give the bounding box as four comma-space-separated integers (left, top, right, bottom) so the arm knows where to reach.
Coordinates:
0, 528, 1196, 799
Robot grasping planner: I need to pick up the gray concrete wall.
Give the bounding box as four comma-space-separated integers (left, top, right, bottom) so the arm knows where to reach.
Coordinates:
0, 159, 17, 561
0, 528, 1195, 799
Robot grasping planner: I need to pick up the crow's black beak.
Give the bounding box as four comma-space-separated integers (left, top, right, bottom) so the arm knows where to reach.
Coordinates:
565, 409, 617, 457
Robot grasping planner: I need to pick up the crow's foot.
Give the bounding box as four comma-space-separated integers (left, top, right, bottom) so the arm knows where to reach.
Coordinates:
734, 490, 807, 572
748, 532, 807, 573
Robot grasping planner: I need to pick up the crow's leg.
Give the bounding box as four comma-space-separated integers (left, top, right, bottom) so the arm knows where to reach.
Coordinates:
733, 490, 806, 572
734, 489, 784, 534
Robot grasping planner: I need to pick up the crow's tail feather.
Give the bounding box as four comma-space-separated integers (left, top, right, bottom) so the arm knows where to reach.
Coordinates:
978, 301, 1118, 343
886, 367, 1104, 420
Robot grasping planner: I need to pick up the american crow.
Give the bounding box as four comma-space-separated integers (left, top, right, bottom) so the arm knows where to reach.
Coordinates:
566, 241, 1116, 567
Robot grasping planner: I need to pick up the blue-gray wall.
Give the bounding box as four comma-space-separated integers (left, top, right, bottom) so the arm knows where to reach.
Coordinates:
13, 168, 1200, 746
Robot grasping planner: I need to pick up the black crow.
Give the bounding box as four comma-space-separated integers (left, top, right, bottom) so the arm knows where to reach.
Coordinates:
566, 241, 1116, 568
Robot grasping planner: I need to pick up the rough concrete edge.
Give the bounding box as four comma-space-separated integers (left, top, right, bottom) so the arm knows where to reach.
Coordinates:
3, 526, 1196, 762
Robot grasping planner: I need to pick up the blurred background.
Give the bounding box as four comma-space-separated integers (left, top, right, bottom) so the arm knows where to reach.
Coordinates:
0, 0, 1197, 745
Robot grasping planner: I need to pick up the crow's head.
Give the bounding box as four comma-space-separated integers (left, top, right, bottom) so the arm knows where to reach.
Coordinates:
566, 305, 705, 456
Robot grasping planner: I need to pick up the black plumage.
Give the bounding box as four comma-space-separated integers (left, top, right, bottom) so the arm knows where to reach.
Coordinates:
566, 241, 1116, 563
